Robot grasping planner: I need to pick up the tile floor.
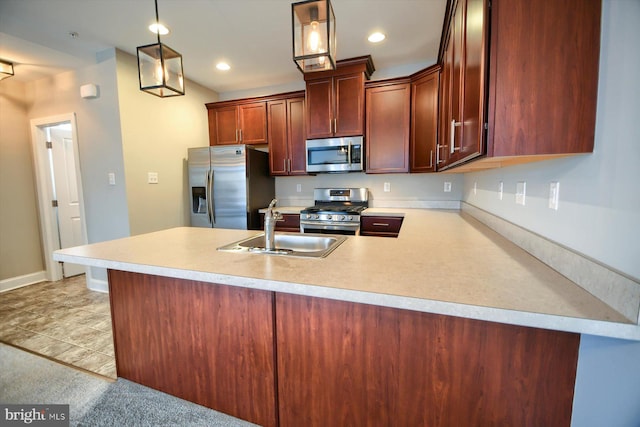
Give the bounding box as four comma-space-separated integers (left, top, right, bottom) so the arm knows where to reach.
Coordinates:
0, 275, 116, 378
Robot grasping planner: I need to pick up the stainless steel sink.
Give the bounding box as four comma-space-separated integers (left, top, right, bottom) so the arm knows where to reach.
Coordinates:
217, 232, 347, 258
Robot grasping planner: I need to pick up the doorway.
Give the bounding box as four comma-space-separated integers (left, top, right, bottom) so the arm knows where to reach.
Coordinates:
30, 113, 88, 281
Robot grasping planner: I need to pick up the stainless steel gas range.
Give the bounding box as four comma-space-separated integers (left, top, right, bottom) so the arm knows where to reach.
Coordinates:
300, 188, 369, 235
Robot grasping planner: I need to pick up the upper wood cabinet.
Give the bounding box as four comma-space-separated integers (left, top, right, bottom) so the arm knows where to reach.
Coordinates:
365, 78, 411, 173
486, 0, 600, 158
207, 101, 267, 145
439, 0, 601, 172
304, 56, 375, 139
410, 65, 441, 173
439, 0, 488, 169
267, 93, 307, 176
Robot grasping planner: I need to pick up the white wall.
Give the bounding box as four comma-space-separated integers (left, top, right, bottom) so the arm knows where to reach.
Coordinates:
114, 50, 218, 235
461, 2, 640, 425
26, 49, 131, 286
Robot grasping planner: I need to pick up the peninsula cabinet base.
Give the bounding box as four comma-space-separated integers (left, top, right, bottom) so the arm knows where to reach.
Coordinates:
107, 270, 277, 427
275, 293, 580, 427
107, 270, 580, 427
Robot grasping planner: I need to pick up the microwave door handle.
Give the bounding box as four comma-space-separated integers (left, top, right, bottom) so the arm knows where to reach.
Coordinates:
347, 143, 352, 164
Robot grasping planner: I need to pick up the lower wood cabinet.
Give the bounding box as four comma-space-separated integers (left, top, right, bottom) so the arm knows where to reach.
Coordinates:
360, 215, 403, 237
275, 293, 580, 427
108, 270, 278, 427
258, 212, 301, 232
108, 270, 580, 427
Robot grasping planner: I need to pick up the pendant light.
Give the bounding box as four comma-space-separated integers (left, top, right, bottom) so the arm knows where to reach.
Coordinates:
292, 0, 336, 73
0, 59, 15, 81
137, 0, 184, 97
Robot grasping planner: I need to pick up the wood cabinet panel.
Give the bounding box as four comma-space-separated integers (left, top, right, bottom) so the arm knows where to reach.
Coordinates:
360, 215, 403, 237
207, 102, 266, 145
334, 72, 365, 137
275, 293, 579, 427
259, 212, 300, 232
487, 0, 600, 157
208, 106, 238, 145
108, 270, 277, 427
238, 102, 267, 144
268, 96, 306, 176
365, 80, 410, 173
411, 66, 440, 172
305, 78, 333, 139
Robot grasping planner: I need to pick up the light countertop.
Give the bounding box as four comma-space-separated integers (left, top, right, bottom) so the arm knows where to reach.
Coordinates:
54, 209, 640, 340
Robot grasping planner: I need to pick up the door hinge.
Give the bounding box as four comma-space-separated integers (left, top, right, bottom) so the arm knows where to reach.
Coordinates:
46, 140, 53, 149
51, 200, 58, 207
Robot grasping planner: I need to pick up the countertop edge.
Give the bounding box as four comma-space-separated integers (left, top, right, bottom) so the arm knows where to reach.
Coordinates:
54, 251, 640, 341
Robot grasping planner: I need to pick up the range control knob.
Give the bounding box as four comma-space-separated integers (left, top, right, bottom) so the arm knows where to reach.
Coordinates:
326, 215, 332, 220
314, 214, 319, 220
340, 215, 346, 221
348, 216, 353, 221
306, 214, 312, 219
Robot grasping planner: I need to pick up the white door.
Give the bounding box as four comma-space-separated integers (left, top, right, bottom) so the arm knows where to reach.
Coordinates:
48, 124, 85, 277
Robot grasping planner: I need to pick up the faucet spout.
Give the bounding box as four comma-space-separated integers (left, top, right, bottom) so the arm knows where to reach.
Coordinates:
264, 199, 281, 251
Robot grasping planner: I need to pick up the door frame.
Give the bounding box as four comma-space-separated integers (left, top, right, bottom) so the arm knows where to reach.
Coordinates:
30, 113, 88, 282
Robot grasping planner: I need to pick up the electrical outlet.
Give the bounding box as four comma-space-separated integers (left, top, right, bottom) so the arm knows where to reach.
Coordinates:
473, 181, 477, 195
444, 182, 452, 192
296, 184, 302, 193
384, 182, 391, 192
148, 172, 158, 184
498, 181, 504, 200
516, 181, 526, 205
549, 182, 560, 210
108, 172, 116, 186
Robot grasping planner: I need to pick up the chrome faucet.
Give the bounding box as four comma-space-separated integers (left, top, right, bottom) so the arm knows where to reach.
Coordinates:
264, 199, 282, 251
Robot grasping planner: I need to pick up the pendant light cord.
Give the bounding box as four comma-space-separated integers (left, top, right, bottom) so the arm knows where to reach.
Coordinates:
154, 0, 161, 45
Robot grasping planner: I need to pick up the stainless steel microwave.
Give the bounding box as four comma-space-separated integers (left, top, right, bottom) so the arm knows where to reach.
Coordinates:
305, 136, 364, 173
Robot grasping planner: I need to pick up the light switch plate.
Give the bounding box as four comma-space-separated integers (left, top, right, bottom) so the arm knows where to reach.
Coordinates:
108, 172, 116, 186
549, 182, 560, 210
296, 184, 302, 193
384, 182, 391, 192
444, 182, 452, 192
516, 181, 526, 205
148, 172, 158, 184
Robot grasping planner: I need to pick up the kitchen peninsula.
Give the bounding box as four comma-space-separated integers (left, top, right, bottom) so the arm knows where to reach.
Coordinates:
54, 208, 639, 427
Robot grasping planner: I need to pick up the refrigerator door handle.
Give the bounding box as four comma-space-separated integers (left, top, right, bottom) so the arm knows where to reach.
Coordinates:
206, 169, 215, 225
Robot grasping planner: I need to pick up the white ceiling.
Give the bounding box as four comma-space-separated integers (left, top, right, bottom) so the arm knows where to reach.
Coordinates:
0, 0, 446, 94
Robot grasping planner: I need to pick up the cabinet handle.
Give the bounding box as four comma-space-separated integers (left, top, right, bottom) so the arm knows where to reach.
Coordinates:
437, 144, 447, 164
429, 150, 434, 169
333, 118, 337, 134
450, 119, 462, 154
283, 159, 287, 173
239, 128, 243, 142
372, 223, 390, 227
235, 129, 239, 142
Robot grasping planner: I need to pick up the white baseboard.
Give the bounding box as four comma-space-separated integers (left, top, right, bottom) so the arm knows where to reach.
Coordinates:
86, 274, 109, 293
0, 271, 47, 293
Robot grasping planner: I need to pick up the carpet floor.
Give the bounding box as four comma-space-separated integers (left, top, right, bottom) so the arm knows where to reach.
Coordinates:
0, 343, 258, 426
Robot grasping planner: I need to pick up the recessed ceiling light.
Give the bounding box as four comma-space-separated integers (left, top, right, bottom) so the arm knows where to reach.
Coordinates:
149, 23, 169, 35
216, 62, 231, 71
368, 32, 386, 43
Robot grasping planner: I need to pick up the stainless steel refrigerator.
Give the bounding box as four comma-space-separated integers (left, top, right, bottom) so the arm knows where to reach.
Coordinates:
188, 145, 274, 229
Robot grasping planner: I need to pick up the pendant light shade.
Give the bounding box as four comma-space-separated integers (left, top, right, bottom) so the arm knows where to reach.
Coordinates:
0, 59, 15, 81
137, 0, 184, 97
292, 0, 336, 73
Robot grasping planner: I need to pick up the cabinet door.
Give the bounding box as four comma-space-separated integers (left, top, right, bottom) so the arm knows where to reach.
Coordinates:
287, 97, 307, 175
239, 102, 267, 145
276, 293, 579, 427
305, 78, 334, 139
411, 70, 440, 172
267, 100, 288, 175
487, 0, 599, 157
209, 106, 238, 145
365, 83, 410, 173
334, 73, 365, 137
459, 0, 487, 161
447, 0, 465, 163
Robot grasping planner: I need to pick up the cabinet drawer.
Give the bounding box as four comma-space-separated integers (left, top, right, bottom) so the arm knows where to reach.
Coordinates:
360, 216, 403, 237
259, 213, 301, 232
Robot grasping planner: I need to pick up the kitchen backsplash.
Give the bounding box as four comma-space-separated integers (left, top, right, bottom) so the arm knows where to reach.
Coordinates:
275, 173, 463, 208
